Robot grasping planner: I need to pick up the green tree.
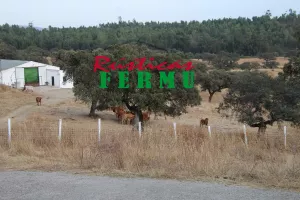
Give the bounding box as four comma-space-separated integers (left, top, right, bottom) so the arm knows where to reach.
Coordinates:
238, 62, 261, 70
55, 44, 201, 131
0, 11, 300, 56
197, 69, 232, 102
282, 51, 300, 78
53, 49, 121, 117
200, 53, 216, 64
259, 52, 279, 69
211, 51, 240, 70
17, 46, 49, 63
0, 40, 17, 59
218, 71, 300, 135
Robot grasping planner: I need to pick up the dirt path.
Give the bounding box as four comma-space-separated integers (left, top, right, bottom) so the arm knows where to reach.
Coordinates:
0, 87, 74, 127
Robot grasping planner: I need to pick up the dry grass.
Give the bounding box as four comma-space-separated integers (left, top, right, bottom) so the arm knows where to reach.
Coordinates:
190, 57, 290, 78
1, 116, 300, 191
0, 84, 37, 117
237, 57, 264, 64
237, 57, 289, 67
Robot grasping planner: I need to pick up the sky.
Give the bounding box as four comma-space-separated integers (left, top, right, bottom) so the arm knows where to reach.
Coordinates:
0, 0, 299, 28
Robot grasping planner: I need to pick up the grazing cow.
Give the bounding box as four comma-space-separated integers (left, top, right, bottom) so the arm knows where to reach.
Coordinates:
112, 106, 125, 119
116, 109, 125, 121
121, 112, 135, 124
142, 111, 151, 122
200, 118, 209, 127
36, 97, 42, 106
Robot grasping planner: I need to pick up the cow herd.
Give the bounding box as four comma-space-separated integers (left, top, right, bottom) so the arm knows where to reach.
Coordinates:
108, 106, 209, 127
108, 106, 151, 125
18, 85, 210, 128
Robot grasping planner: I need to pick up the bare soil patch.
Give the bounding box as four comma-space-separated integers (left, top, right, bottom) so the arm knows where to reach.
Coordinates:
0, 85, 37, 118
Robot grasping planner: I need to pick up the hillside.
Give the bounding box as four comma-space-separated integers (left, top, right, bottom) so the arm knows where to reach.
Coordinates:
0, 10, 299, 59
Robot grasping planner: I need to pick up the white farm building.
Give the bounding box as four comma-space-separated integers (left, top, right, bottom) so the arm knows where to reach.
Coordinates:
0, 59, 73, 89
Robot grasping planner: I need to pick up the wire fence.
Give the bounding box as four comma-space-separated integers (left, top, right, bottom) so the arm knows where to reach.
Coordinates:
0, 118, 295, 150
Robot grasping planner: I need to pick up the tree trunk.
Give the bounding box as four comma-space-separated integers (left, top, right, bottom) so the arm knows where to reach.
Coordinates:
208, 92, 214, 103
124, 101, 144, 132
89, 100, 97, 118
257, 125, 266, 138
131, 109, 144, 132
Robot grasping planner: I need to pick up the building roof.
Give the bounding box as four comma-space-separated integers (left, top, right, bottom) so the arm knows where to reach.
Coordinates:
16, 61, 47, 68
0, 59, 61, 71
0, 59, 29, 71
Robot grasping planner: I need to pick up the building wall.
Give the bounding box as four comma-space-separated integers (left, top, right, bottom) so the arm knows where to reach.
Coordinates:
0, 68, 15, 86
16, 67, 24, 87
46, 69, 60, 87
38, 66, 46, 85
16, 66, 45, 88
1, 62, 73, 89
59, 70, 74, 88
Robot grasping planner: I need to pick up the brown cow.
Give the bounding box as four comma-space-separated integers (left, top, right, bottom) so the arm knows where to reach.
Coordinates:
142, 111, 151, 121
112, 106, 125, 119
200, 118, 208, 127
36, 97, 42, 106
116, 109, 125, 121
121, 112, 135, 124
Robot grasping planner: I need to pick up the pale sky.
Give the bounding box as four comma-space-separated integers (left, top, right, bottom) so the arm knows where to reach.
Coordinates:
0, 0, 299, 28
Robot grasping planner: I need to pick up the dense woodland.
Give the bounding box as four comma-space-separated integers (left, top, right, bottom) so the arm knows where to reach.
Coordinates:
0, 9, 300, 61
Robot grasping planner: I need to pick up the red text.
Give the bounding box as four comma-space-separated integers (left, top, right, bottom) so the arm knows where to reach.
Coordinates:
93, 56, 194, 72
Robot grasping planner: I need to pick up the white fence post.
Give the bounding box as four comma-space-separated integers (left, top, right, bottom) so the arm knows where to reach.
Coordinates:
284, 126, 287, 149
98, 118, 101, 145
208, 126, 211, 138
8, 118, 11, 147
173, 122, 177, 140
138, 122, 141, 137
243, 124, 248, 147
58, 119, 62, 142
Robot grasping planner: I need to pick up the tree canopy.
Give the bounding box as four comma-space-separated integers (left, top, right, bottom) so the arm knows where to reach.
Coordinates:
196, 69, 233, 102
0, 10, 299, 59
217, 69, 300, 135
54, 44, 201, 130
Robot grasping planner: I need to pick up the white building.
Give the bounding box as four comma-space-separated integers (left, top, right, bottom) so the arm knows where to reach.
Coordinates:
0, 59, 73, 88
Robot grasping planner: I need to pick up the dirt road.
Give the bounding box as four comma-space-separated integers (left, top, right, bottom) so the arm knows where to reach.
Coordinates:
0, 87, 74, 127
1, 171, 299, 200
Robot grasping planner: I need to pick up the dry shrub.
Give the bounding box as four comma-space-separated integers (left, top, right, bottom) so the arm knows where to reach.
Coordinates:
0, 118, 300, 191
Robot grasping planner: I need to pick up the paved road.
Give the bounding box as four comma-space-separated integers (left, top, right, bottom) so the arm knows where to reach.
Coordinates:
1, 171, 300, 200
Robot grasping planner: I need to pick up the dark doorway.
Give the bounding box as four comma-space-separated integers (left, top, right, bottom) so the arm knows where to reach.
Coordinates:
51, 76, 55, 86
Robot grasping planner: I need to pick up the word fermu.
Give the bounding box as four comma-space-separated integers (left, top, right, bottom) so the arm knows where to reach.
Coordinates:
93, 56, 195, 89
